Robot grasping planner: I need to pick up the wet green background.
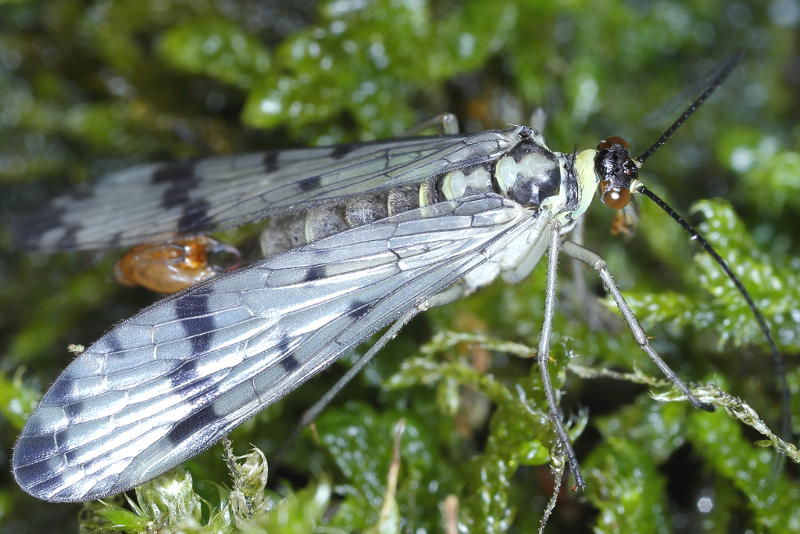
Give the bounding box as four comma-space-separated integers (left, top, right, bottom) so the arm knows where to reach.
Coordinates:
1, 0, 799, 532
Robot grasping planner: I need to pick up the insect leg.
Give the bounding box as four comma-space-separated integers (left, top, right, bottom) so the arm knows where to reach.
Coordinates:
538, 222, 586, 491
402, 113, 460, 136
568, 216, 602, 330
300, 284, 466, 425
561, 240, 714, 412
277, 307, 421, 457
278, 284, 467, 460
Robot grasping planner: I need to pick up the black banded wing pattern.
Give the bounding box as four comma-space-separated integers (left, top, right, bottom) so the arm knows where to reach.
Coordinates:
17, 129, 522, 252
13, 194, 544, 502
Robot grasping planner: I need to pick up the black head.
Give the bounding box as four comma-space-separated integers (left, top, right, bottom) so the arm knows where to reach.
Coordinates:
594, 136, 639, 209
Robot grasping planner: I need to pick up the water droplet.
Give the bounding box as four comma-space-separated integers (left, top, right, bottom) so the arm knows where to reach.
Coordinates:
697, 495, 714, 513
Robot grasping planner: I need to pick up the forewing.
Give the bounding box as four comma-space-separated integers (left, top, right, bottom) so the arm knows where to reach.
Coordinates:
13, 193, 543, 502
17, 129, 522, 252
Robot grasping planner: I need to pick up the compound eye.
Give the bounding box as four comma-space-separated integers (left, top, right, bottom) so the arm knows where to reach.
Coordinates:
623, 158, 639, 177
598, 180, 632, 209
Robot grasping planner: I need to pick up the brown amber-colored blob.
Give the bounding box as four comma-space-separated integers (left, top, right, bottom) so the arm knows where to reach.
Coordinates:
610, 206, 640, 238
598, 179, 632, 209
115, 236, 221, 293
597, 136, 629, 150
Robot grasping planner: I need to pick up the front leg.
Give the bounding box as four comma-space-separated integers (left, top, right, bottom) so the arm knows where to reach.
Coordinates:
561, 239, 714, 412
538, 221, 587, 490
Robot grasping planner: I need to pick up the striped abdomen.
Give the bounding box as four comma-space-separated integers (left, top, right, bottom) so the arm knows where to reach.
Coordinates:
259, 163, 496, 257
260, 136, 567, 258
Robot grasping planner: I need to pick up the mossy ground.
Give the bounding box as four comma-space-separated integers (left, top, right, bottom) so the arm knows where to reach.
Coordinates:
1, 1, 798, 532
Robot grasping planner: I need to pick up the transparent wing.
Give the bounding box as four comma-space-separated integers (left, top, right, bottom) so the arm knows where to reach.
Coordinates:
13, 194, 546, 502
17, 129, 523, 252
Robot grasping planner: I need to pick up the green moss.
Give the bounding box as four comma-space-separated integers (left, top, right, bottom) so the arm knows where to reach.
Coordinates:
158, 19, 271, 91
620, 198, 800, 351
0, 371, 39, 430
585, 439, 670, 534
2, 0, 799, 532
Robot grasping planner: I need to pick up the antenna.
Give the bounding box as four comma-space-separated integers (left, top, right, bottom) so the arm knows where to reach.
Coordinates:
633, 53, 792, 445
636, 185, 791, 443
636, 52, 742, 164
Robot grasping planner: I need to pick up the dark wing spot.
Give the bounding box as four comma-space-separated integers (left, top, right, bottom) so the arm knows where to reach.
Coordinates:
347, 300, 371, 319
166, 404, 217, 445
330, 143, 355, 159
63, 401, 87, 421
298, 176, 321, 192
104, 331, 124, 354
170, 360, 199, 388
303, 265, 326, 282
161, 187, 190, 209
14, 204, 68, 249
55, 224, 82, 250
280, 353, 300, 373
176, 199, 210, 235
174, 293, 215, 354
158, 162, 199, 209
46, 377, 76, 404
277, 335, 300, 372
263, 150, 279, 173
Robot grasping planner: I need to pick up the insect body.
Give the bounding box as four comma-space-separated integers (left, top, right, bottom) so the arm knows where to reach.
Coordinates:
15, 56, 770, 503
256, 127, 578, 259
12, 125, 608, 501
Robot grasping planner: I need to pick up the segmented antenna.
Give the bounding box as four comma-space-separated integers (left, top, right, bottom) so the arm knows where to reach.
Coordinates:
636, 185, 791, 444
635, 52, 742, 164
631, 53, 791, 445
